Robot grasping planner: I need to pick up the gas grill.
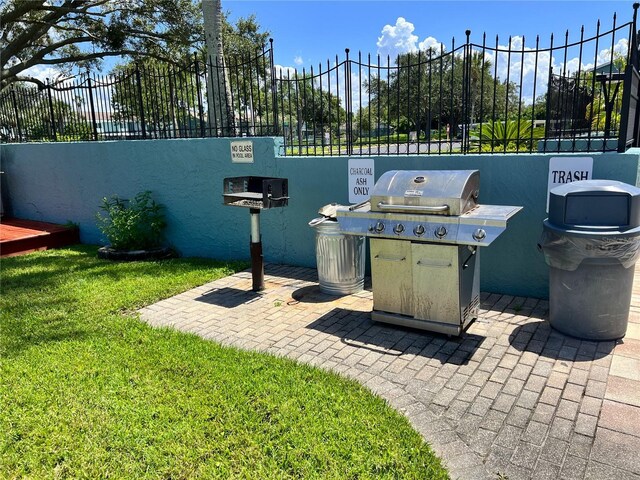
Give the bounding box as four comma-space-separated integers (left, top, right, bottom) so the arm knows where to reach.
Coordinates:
223, 176, 289, 292
337, 170, 522, 335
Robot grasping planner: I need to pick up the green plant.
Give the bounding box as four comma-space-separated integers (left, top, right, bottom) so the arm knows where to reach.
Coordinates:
96, 190, 166, 251
480, 119, 533, 148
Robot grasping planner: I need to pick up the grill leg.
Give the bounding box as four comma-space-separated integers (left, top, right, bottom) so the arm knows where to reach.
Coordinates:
250, 209, 264, 292
250, 241, 264, 291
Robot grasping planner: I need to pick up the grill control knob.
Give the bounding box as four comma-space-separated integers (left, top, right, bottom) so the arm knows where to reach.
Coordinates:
413, 225, 425, 237
368, 224, 375, 233
393, 223, 405, 235
435, 226, 448, 238
473, 228, 487, 241
375, 221, 385, 233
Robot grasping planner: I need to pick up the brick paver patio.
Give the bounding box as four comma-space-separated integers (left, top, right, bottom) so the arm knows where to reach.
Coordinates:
140, 264, 640, 480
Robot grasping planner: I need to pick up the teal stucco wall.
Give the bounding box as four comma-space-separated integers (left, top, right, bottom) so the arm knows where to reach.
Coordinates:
2, 138, 639, 299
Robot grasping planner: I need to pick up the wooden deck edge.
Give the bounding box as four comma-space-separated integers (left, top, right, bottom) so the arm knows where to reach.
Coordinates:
0, 225, 80, 257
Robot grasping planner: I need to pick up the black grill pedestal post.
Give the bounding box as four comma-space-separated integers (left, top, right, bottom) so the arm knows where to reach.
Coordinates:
249, 208, 264, 292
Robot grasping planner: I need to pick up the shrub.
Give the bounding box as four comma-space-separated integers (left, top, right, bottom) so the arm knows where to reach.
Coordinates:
96, 191, 166, 251
480, 119, 533, 149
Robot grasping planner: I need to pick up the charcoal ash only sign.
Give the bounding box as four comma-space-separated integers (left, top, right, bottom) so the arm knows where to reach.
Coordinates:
349, 158, 374, 204
547, 156, 593, 212
230, 140, 254, 163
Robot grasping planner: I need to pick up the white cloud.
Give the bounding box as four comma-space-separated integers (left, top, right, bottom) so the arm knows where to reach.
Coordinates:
487, 36, 629, 104
273, 64, 297, 79
294, 55, 304, 66
419, 36, 444, 54
377, 17, 445, 61
594, 38, 628, 69
487, 36, 554, 104
377, 17, 419, 59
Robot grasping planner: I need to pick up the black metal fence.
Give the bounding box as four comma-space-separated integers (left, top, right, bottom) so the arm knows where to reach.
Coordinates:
2, 7, 639, 156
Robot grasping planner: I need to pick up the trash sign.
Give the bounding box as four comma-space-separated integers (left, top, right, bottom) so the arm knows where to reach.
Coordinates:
547, 156, 593, 212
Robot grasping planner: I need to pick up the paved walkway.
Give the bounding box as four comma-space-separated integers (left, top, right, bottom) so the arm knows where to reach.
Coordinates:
140, 264, 640, 480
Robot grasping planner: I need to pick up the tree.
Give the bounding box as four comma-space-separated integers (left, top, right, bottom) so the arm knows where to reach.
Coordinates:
219, 14, 274, 135
202, 0, 233, 134
276, 74, 345, 145
520, 94, 549, 121
0, 83, 91, 141
108, 12, 271, 138
1, 0, 202, 91
364, 48, 515, 140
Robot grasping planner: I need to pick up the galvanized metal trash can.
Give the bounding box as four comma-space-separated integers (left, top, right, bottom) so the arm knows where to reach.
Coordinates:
309, 216, 365, 296
539, 180, 640, 340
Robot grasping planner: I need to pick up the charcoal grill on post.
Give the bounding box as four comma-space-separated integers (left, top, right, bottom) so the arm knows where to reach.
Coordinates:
223, 176, 289, 291
337, 170, 522, 336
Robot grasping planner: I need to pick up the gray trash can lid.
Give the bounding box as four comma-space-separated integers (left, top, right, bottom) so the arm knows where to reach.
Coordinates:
548, 179, 640, 232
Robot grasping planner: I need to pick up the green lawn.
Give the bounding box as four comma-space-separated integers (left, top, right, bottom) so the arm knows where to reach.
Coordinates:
0, 246, 449, 479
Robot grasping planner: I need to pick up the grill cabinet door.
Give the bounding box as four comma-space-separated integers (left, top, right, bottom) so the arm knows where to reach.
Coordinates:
370, 238, 413, 316
411, 243, 461, 325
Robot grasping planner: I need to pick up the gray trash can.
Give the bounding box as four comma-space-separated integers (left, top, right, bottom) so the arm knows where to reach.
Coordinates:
309, 213, 365, 296
539, 180, 640, 340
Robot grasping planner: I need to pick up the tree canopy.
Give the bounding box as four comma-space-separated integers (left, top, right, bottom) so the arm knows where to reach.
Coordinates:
363, 48, 519, 137
1, 0, 202, 91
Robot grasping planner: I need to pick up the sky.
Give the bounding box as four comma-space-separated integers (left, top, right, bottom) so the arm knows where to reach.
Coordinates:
21, 0, 634, 112
221, 0, 633, 108
225, 0, 632, 70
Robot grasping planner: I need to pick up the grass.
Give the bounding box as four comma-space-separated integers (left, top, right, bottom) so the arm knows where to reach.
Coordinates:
0, 246, 449, 479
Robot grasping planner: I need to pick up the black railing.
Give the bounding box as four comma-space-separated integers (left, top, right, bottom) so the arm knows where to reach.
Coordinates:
2, 7, 639, 156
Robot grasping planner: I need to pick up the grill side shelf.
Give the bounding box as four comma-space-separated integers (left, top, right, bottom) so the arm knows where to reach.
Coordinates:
457, 205, 523, 246
459, 205, 523, 225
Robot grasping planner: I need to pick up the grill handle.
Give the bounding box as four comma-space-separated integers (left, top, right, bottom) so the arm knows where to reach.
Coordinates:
374, 255, 406, 262
376, 202, 449, 213
348, 199, 371, 211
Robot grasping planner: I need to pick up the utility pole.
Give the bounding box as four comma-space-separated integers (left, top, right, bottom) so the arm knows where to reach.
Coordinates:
202, 0, 235, 136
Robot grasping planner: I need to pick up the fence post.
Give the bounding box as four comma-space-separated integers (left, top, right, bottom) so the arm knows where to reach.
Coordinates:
543, 34, 555, 147
618, 3, 640, 151
46, 79, 58, 141
85, 71, 98, 141
345, 48, 353, 155
10, 87, 23, 142
194, 53, 206, 137
270, 38, 279, 136
462, 30, 472, 153
135, 64, 147, 139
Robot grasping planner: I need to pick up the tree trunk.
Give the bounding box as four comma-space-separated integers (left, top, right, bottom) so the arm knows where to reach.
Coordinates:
202, 0, 235, 136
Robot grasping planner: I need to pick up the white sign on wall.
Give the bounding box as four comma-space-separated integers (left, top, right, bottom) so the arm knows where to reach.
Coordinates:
348, 158, 375, 204
230, 140, 254, 163
547, 156, 593, 211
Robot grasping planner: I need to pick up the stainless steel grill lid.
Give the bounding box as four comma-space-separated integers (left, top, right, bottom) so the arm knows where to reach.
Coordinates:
370, 170, 479, 216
